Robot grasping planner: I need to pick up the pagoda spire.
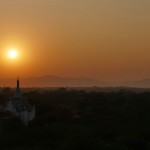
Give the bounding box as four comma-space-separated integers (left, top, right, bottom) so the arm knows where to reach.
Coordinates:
14, 77, 21, 98
17, 77, 20, 90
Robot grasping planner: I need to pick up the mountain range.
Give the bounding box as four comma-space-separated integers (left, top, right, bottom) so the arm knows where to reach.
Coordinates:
0, 75, 107, 87
0, 75, 150, 88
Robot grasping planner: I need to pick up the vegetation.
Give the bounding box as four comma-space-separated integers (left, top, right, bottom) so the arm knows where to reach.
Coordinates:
0, 88, 150, 150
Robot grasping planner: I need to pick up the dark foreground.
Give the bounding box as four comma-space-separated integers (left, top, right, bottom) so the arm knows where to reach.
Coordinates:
1, 88, 150, 150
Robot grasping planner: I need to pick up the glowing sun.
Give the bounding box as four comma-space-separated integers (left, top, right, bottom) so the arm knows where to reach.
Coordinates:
8, 49, 18, 59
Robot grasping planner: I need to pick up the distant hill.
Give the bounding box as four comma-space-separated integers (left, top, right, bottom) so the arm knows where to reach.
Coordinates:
1, 76, 150, 88
0, 75, 108, 87
123, 79, 150, 88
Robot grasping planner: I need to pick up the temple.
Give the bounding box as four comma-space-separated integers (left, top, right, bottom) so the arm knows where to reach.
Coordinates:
4, 79, 35, 125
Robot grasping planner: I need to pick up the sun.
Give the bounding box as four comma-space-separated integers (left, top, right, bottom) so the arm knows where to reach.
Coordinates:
8, 49, 18, 59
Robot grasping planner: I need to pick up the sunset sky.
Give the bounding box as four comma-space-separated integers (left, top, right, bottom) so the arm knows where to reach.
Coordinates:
0, 0, 150, 82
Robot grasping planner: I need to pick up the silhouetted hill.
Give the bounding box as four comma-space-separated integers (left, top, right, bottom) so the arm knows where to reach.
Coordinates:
0, 75, 108, 87
123, 79, 150, 88
1, 76, 150, 88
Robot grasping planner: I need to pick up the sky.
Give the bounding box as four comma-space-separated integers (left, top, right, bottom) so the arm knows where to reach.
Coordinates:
0, 0, 150, 82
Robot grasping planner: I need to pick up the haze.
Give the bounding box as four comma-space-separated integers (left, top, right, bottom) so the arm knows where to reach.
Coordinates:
0, 0, 150, 82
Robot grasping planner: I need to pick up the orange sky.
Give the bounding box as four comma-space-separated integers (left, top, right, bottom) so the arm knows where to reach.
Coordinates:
0, 0, 150, 82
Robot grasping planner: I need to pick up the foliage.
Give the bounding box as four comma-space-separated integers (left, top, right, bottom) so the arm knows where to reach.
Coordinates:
0, 88, 150, 149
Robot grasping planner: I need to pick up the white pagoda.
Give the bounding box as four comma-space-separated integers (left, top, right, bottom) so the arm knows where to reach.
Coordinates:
5, 79, 35, 125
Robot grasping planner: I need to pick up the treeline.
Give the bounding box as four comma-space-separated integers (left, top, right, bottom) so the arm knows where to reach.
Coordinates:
0, 88, 150, 150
